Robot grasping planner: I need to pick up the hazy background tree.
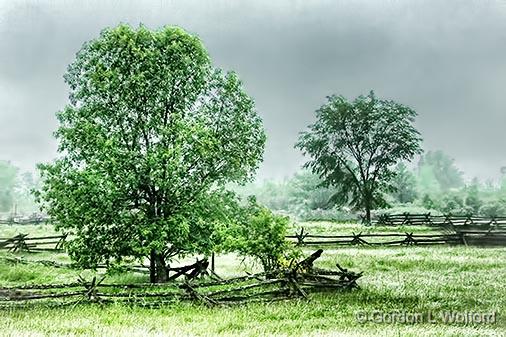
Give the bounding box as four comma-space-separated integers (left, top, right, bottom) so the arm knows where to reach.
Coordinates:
285, 170, 337, 211
420, 193, 437, 210
37, 25, 265, 283
14, 172, 40, 214
296, 91, 422, 222
416, 164, 442, 197
417, 150, 464, 191
0, 161, 41, 215
243, 180, 291, 212
390, 163, 418, 204
464, 178, 482, 214
0, 160, 18, 213
232, 170, 346, 221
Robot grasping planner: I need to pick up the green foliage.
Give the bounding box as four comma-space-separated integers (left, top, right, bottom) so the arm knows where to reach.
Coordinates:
36, 24, 265, 281
464, 178, 482, 214
221, 198, 299, 272
296, 91, 422, 222
439, 194, 465, 214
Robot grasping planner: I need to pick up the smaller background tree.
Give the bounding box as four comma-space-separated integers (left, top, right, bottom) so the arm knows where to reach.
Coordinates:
296, 91, 422, 222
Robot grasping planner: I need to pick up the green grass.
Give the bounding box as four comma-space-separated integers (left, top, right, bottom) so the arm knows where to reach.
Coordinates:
0, 222, 505, 336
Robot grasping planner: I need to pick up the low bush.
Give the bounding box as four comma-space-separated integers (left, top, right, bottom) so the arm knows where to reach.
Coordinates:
220, 197, 300, 272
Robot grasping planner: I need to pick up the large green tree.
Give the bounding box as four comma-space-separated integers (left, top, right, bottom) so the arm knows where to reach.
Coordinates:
296, 92, 422, 222
37, 25, 265, 282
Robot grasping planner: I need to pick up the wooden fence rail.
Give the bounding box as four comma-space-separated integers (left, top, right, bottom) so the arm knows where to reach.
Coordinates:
286, 227, 506, 247
0, 233, 67, 252
374, 213, 506, 229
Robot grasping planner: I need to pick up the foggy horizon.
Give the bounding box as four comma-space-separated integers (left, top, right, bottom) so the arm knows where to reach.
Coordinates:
1, 0, 506, 182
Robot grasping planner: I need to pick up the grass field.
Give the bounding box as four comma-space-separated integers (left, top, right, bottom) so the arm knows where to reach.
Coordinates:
0, 222, 505, 337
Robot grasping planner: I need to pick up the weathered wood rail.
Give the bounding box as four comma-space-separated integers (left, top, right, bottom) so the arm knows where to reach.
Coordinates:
286, 227, 506, 247
0, 233, 67, 252
374, 213, 506, 229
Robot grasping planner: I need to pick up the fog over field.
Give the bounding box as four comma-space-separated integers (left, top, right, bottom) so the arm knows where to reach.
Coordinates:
1, 0, 506, 181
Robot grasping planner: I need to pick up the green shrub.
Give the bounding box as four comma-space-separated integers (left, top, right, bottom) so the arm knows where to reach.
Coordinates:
221, 197, 300, 272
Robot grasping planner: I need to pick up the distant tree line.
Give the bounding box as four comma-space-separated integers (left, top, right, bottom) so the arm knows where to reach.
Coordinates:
236, 150, 506, 220
389, 150, 506, 217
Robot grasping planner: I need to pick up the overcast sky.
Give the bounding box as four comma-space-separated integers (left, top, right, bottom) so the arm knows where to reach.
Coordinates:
1, 0, 506, 182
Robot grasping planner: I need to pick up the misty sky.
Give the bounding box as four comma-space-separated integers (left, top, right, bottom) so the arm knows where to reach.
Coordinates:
1, 0, 506, 182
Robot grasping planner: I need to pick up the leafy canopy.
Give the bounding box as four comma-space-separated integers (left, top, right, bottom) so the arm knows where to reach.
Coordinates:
296, 91, 422, 221
37, 24, 266, 274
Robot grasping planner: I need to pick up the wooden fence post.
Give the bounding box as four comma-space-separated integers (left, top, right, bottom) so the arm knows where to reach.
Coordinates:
402, 232, 416, 246
55, 234, 67, 250
295, 227, 308, 246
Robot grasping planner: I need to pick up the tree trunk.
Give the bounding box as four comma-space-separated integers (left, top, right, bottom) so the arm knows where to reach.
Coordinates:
149, 249, 156, 283
149, 249, 169, 283
155, 252, 169, 282
364, 192, 372, 224
365, 206, 371, 224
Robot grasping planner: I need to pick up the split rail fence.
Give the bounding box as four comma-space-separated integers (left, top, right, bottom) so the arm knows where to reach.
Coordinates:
0, 233, 67, 252
286, 227, 506, 247
374, 213, 506, 229
0, 250, 361, 308
2, 213, 506, 254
